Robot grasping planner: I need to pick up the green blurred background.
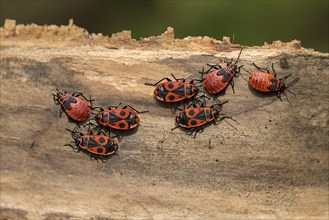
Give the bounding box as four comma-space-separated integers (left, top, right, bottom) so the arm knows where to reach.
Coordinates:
1, 0, 328, 52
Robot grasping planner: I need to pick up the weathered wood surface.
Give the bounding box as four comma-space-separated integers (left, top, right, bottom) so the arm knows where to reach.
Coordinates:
1, 20, 328, 219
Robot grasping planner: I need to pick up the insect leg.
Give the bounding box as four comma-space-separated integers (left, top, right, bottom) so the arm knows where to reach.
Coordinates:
194, 94, 208, 106
193, 126, 204, 139
59, 108, 64, 118
171, 103, 182, 114
144, 77, 172, 86
97, 129, 107, 136
90, 106, 102, 110
108, 102, 122, 109
171, 124, 180, 131
109, 133, 123, 142
277, 92, 283, 101
271, 63, 277, 77
122, 105, 149, 113
100, 158, 107, 163
171, 74, 186, 82
253, 63, 270, 73
184, 101, 197, 109
229, 80, 235, 94
64, 143, 79, 151
216, 115, 239, 129
236, 65, 249, 82
227, 58, 233, 66
207, 64, 222, 70
84, 121, 99, 131
90, 107, 103, 116
186, 128, 195, 136
198, 67, 207, 84
88, 95, 94, 108
72, 92, 95, 102
89, 155, 99, 162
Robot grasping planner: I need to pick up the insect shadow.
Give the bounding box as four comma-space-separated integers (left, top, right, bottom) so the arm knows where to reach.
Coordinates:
172, 100, 239, 138
87, 103, 148, 139
65, 125, 119, 163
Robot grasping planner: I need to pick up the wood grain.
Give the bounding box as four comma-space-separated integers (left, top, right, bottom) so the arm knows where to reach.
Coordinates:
1, 20, 328, 219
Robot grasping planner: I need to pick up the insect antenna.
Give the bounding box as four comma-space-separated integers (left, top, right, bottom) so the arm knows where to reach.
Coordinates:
286, 76, 300, 88
282, 91, 293, 108
282, 76, 299, 107
65, 128, 74, 133
252, 62, 270, 73
213, 98, 228, 106
171, 125, 180, 131
66, 127, 82, 141
285, 88, 297, 97
241, 66, 252, 75
279, 74, 292, 82
215, 115, 239, 129
66, 125, 80, 133
195, 94, 210, 107
203, 93, 206, 107
198, 67, 206, 83
234, 47, 243, 65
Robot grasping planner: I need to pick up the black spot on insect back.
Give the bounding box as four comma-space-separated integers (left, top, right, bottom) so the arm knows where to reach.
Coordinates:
189, 109, 195, 115
67, 96, 77, 103
99, 137, 105, 143
63, 100, 72, 110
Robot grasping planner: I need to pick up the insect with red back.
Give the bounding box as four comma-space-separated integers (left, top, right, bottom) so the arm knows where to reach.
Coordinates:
248, 63, 299, 102
200, 48, 244, 94
172, 99, 237, 138
90, 103, 148, 131
144, 74, 200, 103
53, 88, 94, 123
65, 126, 118, 162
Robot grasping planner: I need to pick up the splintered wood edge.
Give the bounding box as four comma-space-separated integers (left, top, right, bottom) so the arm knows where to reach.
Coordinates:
1, 19, 322, 55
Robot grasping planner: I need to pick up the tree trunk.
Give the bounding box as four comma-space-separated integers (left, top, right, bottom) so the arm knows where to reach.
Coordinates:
1, 19, 328, 219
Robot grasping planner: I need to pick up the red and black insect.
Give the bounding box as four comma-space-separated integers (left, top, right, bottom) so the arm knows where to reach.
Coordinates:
172, 100, 236, 138
249, 63, 299, 101
53, 88, 94, 122
92, 103, 148, 131
200, 48, 243, 94
65, 126, 118, 162
144, 74, 200, 103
